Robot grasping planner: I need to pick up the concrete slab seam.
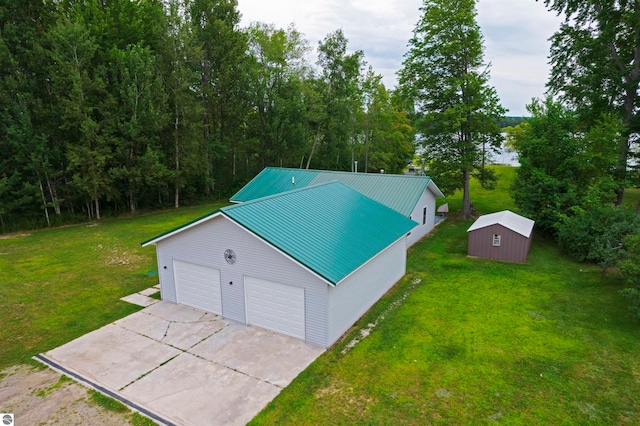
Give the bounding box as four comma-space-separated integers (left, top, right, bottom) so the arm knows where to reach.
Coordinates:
184, 323, 230, 350
141, 309, 217, 325
33, 353, 176, 426
161, 321, 171, 339
185, 351, 284, 390
118, 353, 182, 392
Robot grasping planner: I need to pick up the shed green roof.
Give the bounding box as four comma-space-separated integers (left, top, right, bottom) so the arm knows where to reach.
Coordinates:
230, 167, 444, 216
223, 182, 417, 285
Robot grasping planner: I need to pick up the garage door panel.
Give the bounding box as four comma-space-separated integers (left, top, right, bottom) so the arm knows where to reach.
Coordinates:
245, 276, 305, 340
174, 260, 222, 314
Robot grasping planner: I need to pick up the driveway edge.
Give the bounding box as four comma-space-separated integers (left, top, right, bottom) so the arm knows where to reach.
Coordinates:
33, 354, 175, 426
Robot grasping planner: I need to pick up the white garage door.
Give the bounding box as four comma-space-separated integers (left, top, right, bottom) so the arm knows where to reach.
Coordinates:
174, 260, 222, 314
245, 276, 305, 340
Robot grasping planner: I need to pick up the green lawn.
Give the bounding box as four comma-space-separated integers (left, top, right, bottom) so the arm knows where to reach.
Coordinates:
443, 165, 517, 215
0, 203, 226, 370
251, 168, 640, 424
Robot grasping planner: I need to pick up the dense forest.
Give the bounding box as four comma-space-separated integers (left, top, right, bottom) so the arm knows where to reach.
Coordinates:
0, 0, 415, 231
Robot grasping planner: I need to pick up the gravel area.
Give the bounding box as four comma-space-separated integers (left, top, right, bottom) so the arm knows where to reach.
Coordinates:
0, 364, 144, 425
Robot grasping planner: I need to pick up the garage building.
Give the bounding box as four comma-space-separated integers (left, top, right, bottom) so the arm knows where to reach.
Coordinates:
142, 182, 417, 348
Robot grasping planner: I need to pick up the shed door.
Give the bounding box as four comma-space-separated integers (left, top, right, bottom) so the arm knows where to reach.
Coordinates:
245, 276, 305, 339
174, 260, 222, 314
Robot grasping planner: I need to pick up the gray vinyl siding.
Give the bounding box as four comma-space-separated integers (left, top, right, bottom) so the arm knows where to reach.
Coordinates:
407, 188, 438, 247
468, 224, 532, 263
154, 215, 328, 347
326, 238, 407, 347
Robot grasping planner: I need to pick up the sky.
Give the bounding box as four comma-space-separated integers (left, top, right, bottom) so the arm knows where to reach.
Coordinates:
237, 0, 565, 117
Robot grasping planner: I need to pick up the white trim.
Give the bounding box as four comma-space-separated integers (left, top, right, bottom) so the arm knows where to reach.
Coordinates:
428, 180, 445, 198
142, 212, 223, 247
467, 210, 534, 238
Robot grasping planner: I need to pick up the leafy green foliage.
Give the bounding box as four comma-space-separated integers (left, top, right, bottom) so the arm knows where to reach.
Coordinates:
543, 0, 640, 203
0, 0, 416, 232
512, 98, 622, 237
557, 205, 640, 268
619, 235, 640, 319
398, 0, 505, 217
619, 234, 640, 287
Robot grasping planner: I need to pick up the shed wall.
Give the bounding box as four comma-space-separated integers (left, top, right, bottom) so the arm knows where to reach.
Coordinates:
407, 188, 438, 247
326, 238, 407, 347
154, 216, 328, 347
468, 224, 531, 263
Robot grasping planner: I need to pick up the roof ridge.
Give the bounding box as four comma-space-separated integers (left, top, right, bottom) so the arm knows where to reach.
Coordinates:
264, 166, 433, 180
223, 180, 346, 210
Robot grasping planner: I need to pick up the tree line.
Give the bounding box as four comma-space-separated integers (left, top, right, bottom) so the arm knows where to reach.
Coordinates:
0, 0, 414, 231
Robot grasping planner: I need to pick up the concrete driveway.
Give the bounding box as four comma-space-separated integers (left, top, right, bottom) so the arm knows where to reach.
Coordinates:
36, 301, 324, 426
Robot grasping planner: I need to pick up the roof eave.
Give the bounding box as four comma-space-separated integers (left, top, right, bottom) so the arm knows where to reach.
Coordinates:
334, 234, 410, 286
141, 211, 223, 247
428, 180, 445, 198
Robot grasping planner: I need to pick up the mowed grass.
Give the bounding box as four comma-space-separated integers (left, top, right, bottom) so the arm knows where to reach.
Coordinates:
251, 167, 640, 424
0, 203, 226, 370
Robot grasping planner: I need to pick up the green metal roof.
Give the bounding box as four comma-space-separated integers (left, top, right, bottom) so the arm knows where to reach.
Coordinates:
230, 167, 444, 216
222, 182, 417, 285
231, 168, 320, 203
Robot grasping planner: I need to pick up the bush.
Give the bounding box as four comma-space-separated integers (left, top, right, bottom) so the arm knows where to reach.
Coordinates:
620, 234, 640, 320
557, 205, 640, 267
619, 234, 640, 287
620, 287, 640, 320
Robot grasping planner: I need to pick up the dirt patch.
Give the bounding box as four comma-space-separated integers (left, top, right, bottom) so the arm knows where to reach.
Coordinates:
0, 364, 140, 425
0, 233, 30, 240
95, 243, 144, 267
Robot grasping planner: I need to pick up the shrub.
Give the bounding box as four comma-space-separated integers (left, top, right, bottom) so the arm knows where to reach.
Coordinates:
620, 234, 640, 319
557, 205, 640, 267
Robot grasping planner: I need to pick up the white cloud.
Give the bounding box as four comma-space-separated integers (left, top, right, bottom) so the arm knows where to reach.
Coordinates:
237, 0, 563, 116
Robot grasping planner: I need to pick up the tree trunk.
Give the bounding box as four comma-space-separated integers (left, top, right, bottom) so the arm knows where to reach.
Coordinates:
94, 198, 101, 220
44, 169, 60, 215
306, 128, 321, 169
461, 169, 472, 219
174, 102, 181, 209
131, 192, 137, 213
38, 179, 51, 227
174, 182, 180, 209
364, 115, 370, 173
480, 141, 486, 188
